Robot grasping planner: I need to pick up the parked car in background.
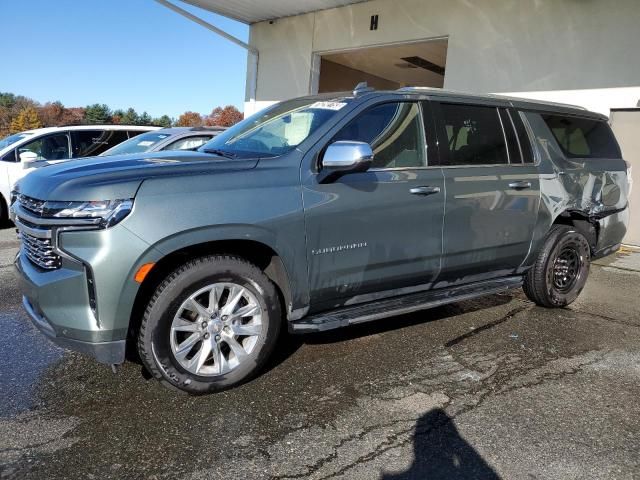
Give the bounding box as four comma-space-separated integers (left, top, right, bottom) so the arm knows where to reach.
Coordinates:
11, 87, 630, 394
100, 126, 226, 157
0, 125, 158, 222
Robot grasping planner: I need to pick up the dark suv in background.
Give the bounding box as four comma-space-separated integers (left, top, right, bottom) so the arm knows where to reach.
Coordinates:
12, 86, 630, 394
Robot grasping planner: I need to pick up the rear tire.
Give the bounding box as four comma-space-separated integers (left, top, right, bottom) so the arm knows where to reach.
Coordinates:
523, 225, 591, 308
137, 255, 282, 394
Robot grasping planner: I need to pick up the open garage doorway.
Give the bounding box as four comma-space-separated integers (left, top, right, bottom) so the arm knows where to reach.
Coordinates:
315, 38, 448, 93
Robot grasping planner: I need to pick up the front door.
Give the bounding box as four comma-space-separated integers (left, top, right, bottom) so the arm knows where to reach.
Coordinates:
302, 101, 445, 309
432, 101, 541, 285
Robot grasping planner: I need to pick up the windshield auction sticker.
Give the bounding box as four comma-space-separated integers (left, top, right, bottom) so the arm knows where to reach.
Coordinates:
308, 101, 347, 110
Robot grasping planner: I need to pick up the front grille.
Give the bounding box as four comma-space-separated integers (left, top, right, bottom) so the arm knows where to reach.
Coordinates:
18, 194, 46, 217
21, 232, 61, 270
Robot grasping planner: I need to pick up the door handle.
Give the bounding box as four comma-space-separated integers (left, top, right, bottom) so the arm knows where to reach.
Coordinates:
508, 181, 532, 190
410, 186, 441, 196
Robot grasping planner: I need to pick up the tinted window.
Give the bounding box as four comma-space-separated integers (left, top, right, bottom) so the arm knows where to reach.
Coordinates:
71, 130, 128, 157
439, 104, 508, 165
333, 102, 426, 169
127, 130, 146, 139
18, 133, 70, 161
541, 114, 621, 159
163, 135, 212, 151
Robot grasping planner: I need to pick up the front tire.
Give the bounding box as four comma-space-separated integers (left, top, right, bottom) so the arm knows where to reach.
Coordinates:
137, 255, 282, 394
523, 225, 591, 308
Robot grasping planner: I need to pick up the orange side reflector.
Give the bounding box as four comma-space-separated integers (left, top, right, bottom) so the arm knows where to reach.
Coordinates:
134, 263, 155, 283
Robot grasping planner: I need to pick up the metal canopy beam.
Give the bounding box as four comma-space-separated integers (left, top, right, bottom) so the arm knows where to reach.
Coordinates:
154, 0, 257, 54
154, 0, 259, 102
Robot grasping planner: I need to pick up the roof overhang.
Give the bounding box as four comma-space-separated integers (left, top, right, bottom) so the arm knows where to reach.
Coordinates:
181, 0, 368, 24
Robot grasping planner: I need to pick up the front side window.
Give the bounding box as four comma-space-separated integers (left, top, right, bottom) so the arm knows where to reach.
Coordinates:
332, 102, 426, 169
71, 130, 129, 157
18, 133, 70, 161
439, 103, 508, 166
199, 98, 351, 158
163, 135, 212, 151
541, 114, 621, 159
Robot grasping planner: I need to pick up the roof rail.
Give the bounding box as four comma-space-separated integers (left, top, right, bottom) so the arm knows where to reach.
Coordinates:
396, 86, 587, 110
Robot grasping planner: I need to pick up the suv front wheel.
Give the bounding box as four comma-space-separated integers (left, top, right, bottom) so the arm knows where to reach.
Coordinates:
523, 225, 591, 308
138, 255, 282, 394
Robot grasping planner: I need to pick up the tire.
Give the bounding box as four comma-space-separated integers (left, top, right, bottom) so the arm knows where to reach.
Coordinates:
523, 225, 591, 308
138, 255, 282, 394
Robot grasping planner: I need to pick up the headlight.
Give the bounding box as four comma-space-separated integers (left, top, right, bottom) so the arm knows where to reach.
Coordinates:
43, 199, 133, 227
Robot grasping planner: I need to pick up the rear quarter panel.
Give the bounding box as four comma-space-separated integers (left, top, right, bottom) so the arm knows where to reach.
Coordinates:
522, 111, 629, 263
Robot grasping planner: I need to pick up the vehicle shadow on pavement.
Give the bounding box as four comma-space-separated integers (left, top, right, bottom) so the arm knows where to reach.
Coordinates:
382, 408, 501, 480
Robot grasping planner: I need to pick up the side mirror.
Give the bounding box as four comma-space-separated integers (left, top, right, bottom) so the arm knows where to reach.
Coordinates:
319, 141, 373, 183
19, 151, 39, 168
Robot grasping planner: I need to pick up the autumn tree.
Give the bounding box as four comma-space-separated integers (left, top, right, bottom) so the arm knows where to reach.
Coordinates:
84, 103, 112, 124
205, 105, 243, 127
38, 101, 66, 127
176, 111, 203, 127
10, 107, 42, 133
62, 107, 86, 125
0, 92, 39, 136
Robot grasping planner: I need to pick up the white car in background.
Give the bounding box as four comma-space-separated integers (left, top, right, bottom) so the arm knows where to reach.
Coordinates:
0, 125, 158, 222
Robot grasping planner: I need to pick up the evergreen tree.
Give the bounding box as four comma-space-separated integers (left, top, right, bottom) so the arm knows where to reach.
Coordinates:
120, 107, 139, 125
138, 111, 152, 126
153, 115, 173, 128
84, 103, 112, 124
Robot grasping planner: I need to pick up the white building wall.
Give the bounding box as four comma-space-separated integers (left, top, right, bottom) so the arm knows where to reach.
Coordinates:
245, 0, 640, 116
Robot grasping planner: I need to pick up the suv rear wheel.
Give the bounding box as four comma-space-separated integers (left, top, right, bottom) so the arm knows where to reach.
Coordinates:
138, 255, 282, 394
523, 225, 591, 308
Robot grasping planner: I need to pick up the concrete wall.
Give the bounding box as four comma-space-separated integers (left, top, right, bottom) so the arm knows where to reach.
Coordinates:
611, 109, 640, 247
245, 0, 640, 116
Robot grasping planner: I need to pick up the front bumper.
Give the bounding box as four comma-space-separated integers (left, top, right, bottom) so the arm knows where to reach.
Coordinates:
15, 251, 127, 364
22, 294, 125, 364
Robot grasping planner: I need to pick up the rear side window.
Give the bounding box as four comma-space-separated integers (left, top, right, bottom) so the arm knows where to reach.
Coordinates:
71, 130, 129, 157
438, 103, 508, 166
332, 102, 426, 169
541, 114, 621, 159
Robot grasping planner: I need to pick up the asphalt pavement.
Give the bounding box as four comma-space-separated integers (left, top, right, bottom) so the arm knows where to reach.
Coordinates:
1, 225, 639, 479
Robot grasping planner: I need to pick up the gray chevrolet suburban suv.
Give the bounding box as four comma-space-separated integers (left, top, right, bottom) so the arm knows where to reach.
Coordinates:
12, 86, 630, 394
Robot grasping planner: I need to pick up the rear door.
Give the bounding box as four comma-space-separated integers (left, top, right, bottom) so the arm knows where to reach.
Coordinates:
432, 100, 540, 284
302, 100, 445, 308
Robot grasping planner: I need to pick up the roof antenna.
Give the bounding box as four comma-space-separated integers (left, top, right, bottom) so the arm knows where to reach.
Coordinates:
353, 82, 373, 95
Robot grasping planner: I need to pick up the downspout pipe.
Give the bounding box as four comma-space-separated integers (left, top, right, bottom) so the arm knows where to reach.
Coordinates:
154, 0, 259, 102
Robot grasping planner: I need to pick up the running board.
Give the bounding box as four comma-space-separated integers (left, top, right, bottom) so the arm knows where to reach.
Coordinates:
289, 276, 523, 333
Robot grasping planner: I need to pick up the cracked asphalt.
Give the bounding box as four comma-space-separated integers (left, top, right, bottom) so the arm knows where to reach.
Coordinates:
1, 225, 640, 479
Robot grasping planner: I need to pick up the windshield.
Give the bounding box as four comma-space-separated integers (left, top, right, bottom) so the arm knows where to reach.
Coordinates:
198, 98, 351, 158
0, 132, 31, 150
100, 131, 172, 156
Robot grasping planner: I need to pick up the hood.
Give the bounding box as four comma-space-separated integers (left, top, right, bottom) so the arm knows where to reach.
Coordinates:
16, 150, 259, 201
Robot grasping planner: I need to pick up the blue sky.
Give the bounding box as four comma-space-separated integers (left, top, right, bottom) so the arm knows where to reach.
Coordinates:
3, 0, 249, 118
